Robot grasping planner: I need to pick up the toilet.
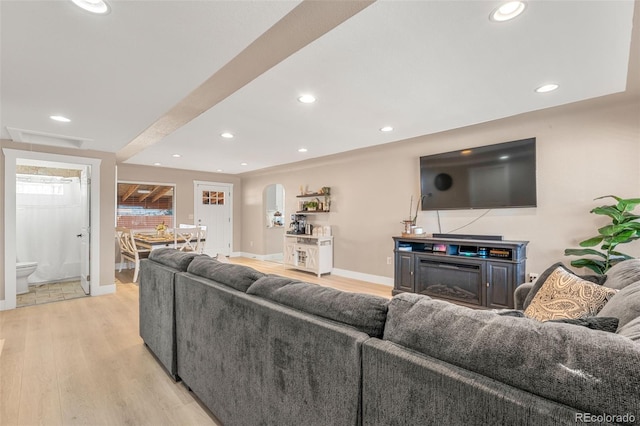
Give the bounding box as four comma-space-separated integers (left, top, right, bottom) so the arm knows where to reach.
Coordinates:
16, 261, 38, 295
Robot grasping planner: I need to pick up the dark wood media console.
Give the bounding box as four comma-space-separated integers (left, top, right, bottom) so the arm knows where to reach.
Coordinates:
393, 236, 528, 309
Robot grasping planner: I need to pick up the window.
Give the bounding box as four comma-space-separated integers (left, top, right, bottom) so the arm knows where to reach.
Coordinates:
202, 190, 225, 205
117, 182, 175, 229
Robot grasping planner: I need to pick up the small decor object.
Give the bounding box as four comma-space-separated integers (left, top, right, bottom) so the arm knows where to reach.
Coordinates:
402, 195, 427, 236
321, 187, 331, 211
564, 195, 640, 274
156, 221, 167, 237
306, 200, 318, 211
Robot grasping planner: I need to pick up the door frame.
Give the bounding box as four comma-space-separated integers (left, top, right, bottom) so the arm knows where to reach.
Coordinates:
193, 180, 233, 256
3, 149, 102, 310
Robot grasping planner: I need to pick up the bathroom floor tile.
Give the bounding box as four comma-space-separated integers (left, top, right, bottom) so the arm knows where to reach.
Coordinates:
17, 280, 87, 308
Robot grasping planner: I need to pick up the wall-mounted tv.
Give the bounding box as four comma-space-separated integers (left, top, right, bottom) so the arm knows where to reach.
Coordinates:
420, 138, 537, 210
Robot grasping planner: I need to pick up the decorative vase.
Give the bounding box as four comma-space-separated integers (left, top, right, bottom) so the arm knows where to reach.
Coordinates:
403, 220, 414, 235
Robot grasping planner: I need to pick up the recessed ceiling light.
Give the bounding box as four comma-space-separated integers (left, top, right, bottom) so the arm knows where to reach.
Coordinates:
535, 83, 559, 93
298, 94, 316, 104
153, 162, 162, 166
490, 1, 526, 22
500, 155, 510, 160
298, 148, 308, 153
380, 126, 394, 132
240, 162, 248, 166
221, 132, 234, 139
50, 115, 71, 123
172, 154, 181, 158
461, 149, 473, 155
216, 169, 223, 172
71, 0, 110, 14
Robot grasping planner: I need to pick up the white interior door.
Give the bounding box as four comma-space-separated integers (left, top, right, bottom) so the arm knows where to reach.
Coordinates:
194, 182, 232, 257
79, 167, 90, 294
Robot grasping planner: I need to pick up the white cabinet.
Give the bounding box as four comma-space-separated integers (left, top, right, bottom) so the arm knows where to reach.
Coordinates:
284, 235, 333, 277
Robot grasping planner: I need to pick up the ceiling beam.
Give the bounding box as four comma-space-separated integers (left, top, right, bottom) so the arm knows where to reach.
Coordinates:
116, 0, 375, 162
121, 184, 139, 202
151, 187, 172, 203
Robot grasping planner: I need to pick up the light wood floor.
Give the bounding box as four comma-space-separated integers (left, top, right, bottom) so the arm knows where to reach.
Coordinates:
0, 257, 392, 426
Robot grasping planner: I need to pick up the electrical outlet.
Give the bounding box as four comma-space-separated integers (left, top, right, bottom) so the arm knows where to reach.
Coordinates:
529, 272, 539, 283
250, 241, 254, 247
386, 256, 392, 265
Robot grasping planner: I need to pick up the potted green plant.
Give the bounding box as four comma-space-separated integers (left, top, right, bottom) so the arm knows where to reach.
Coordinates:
564, 195, 640, 274
306, 201, 318, 211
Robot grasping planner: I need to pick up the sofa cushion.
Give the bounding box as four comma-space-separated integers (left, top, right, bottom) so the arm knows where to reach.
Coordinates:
148, 248, 199, 271
522, 262, 606, 310
523, 266, 617, 321
546, 316, 619, 333
186, 255, 265, 292
604, 258, 640, 290
383, 292, 640, 415
247, 275, 389, 338
617, 316, 640, 342
597, 281, 640, 328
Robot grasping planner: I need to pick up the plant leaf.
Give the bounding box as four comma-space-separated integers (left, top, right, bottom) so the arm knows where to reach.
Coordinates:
570, 259, 605, 275
579, 236, 603, 247
591, 206, 625, 223
617, 198, 640, 212
594, 195, 622, 203
564, 248, 607, 259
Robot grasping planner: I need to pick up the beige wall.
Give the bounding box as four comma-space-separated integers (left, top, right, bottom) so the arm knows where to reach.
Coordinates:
116, 164, 243, 252
240, 94, 640, 282
2, 93, 638, 301
0, 140, 116, 301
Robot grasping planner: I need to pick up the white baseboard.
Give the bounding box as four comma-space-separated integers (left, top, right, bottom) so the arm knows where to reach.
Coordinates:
331, 268, 394, 287
0, 299, 5, 311
91, 283, 116, 296
233, 255, 393, 286
236, 251, 265, 260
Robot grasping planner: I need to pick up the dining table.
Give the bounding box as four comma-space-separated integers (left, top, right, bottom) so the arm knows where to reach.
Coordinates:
134, 231, 197, 251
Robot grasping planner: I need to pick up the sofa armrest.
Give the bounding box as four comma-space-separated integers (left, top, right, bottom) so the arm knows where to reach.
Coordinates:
514, 282, 534, 310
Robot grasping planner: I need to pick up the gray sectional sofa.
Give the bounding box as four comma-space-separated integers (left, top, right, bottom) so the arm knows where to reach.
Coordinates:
139, 249, 640, 425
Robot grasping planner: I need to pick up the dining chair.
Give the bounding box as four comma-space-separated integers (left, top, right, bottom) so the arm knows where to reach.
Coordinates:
194, 225, 207, 254
175, 224, 207, 254
116, 227, 150, 282
173, 227, 197, 252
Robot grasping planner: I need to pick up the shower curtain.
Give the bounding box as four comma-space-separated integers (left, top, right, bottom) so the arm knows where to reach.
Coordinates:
16, 174, 82, 283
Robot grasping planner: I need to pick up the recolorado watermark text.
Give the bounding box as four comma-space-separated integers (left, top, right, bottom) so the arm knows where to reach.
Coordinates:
576, 413, 636, 423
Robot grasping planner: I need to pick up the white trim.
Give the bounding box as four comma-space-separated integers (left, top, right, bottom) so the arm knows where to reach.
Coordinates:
331, 268, 394, 287
91, 283, 116, 296
3, 149, 102, 310
237, 251, 267, 260
233, 254, 394, 286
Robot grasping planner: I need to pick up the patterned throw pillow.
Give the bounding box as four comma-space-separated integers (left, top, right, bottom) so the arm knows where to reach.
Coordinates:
524, 266, 618, 321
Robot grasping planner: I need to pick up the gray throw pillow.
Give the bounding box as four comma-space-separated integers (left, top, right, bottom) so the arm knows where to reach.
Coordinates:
248, 275, 389, 338
148, 248, 200, 271
604, 259, 640, 290
597, 280, 640, 328
494, 309, 526, 317
617, 316, 640, 342
186, 255, 265, 292
522, 262, 607, 310
546, 317, 619, 333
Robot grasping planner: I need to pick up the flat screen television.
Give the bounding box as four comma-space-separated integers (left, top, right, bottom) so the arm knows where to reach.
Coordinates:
420, 138, 537, 210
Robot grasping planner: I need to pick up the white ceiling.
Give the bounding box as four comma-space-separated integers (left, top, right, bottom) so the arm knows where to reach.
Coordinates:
1, 0, 635, 174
